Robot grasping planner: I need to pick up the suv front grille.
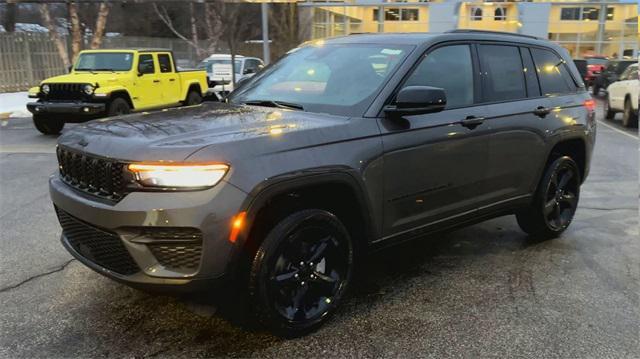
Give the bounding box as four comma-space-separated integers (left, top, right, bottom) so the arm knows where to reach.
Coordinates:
46, 83, 86, 101
55, 207, 140, 276
56, 146, 126, 202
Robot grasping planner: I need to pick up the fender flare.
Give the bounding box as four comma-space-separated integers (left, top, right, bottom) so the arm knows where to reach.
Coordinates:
230, 168, 379, 263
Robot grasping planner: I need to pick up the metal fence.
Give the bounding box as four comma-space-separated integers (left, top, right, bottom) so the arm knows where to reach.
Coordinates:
0, 33, 201, 93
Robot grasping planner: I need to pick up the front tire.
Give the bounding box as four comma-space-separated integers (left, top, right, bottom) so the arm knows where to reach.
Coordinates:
33, 114, 64, 135
604, 95, 616, 120
622, 97, 638, 128
107, 97, 131, 116
516, 156, 581, 239
249, 209, 354, 337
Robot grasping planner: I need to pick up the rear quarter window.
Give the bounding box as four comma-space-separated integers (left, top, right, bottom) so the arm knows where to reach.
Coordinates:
530, 48, 576, 96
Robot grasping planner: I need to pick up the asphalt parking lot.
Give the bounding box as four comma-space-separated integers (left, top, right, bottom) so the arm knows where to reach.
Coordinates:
0, 98, 638, 357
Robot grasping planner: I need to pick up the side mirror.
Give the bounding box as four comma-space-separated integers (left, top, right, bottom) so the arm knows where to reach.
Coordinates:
243, 68, 255, 75
384, 86, 446, 118
68, 66, 73, 73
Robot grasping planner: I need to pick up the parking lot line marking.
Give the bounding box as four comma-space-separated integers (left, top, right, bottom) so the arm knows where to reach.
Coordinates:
597, 120, 638, 141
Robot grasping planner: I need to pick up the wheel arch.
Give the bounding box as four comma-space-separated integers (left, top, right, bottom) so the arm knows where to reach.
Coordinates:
109, 90, 134, 109
236, 171, 377, 263
183, 82, 203, 101
543, 137, 587, 184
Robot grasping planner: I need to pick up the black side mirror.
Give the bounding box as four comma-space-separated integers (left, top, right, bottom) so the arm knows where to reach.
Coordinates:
68, 66, 73, 73
384, 86, 447, 118
243, 68, 255, 75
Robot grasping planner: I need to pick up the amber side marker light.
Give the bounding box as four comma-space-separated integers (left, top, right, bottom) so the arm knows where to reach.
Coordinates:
127, 163, 229, 188
583, 99, 596, 112
229, 211, 247, 243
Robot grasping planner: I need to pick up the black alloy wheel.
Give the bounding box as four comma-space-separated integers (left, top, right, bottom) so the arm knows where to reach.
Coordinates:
250, 209, 353, 337
516, 156, 581, 239
541, 161, 579, 231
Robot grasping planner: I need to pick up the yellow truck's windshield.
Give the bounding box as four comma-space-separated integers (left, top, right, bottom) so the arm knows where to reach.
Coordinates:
75, 52, 134, 72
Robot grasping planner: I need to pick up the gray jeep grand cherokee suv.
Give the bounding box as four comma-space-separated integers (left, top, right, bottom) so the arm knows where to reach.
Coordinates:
50, 31, 596, 336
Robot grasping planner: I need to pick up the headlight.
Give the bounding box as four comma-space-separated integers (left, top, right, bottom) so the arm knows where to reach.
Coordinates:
83, 84, 95, 95
41, 84, 50, 94
127, 163, 229, 188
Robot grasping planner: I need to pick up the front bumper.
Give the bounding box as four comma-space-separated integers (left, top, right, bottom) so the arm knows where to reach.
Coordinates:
27, 101, 106, 117
50, 175, 250, 292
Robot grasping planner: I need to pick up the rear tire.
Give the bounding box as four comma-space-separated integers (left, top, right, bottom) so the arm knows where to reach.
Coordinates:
184, 90, 202, 106
516, 156, 581, 240
604, 95, 616, 120
107, 97, 131, 116
249, 209, 353, 337
622, 97, 638, 128
33, 114, 64, 135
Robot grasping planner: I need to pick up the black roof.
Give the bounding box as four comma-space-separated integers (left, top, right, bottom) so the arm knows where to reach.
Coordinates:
326, 30, 550, 47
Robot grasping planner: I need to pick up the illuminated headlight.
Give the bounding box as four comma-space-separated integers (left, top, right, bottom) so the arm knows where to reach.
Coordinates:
41, 84, 50, 94
83, 84, 95, 95
127, 163, 229, 188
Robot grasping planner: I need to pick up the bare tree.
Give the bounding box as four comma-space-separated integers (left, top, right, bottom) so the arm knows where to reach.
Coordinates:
39, 3, 70, 68
153, 2, 222, 61
89, 2, 110, 49
2, 2, 17, 32
269, 3, 300, 52
68, 3, 82, 60
67, 1, 111, 61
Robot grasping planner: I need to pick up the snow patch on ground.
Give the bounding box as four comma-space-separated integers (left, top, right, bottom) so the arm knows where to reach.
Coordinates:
0, 92, 32, 118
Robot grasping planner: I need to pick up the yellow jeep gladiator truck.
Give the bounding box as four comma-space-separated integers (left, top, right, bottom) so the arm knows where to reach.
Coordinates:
27, 49, 208, 134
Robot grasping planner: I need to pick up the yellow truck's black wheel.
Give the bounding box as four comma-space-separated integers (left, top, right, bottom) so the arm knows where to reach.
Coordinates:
107, 97, 131, 116
33, 114, 64, 135
184, 91, 202, 106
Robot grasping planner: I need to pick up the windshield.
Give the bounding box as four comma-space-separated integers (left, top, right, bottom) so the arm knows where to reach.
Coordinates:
586, 58, 608, 66
229, 43, 412, 117
198, 59, 243, 73
75, 52, 134, 71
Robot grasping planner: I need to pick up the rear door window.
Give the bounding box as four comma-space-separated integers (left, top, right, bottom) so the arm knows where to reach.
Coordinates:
530, 48, 576, 96
478, 45, 526, 102
157, 53, 173, 73
403, 45, 474, 108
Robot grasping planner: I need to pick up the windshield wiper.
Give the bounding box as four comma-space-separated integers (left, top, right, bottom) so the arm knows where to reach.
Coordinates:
242, 100, 304, 111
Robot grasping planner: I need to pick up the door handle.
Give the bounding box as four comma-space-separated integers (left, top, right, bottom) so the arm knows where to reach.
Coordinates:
533, 106, 551, 118
169, 78, 175, 82
460, 116, 485, 129
153, 79, 161, 83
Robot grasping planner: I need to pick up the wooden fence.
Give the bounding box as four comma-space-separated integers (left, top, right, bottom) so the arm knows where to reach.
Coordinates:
0, 33, 201, 93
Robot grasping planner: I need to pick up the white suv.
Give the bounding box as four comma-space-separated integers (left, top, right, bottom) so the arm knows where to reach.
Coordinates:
605, 63, 639, 127
197, 54, 264, 99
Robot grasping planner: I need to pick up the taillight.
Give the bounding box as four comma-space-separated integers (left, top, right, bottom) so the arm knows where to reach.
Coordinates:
583, 99, 596, 112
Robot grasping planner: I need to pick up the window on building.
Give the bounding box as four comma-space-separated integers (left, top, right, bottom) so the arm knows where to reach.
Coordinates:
561, 6, 612, 21
494, 7, 507, 21
403, 45, 474, 108
478, 45, 526, 102
471, 7, 483, 21
560, 8, 580, 20
373, 8, 420, 21
531, 48, 576, 95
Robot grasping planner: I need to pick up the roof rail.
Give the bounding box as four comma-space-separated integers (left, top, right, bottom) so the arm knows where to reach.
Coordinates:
446, 29, 540, 40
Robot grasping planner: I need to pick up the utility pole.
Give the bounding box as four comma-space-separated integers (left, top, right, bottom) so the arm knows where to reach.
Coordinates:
261, 2, 271, 65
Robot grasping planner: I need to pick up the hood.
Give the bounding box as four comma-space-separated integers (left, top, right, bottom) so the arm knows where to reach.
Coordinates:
43, 72, 129, 86
57, 102, 350, 163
